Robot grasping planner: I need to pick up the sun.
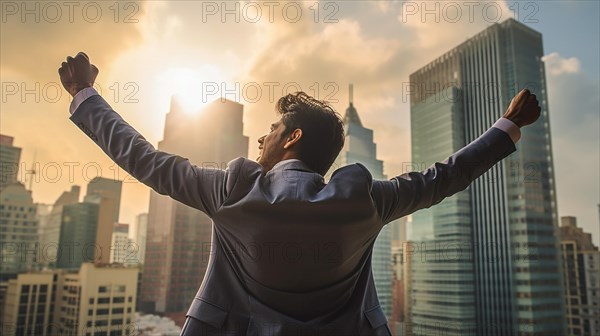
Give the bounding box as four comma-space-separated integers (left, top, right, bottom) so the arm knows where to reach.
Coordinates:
156, 65, 226, 114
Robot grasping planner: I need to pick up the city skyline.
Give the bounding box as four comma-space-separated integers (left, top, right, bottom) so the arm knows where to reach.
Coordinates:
1, 1, 598, 246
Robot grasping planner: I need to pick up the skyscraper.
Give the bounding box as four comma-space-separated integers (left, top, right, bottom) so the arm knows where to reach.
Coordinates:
86, 176, 122, 224
110, 223, 132, 264
140, 97, 248, 323
83, 178, 121, 265
331, 84, 393, 319
133, 213, 148, 265
0, 182, 38, 281
57, 202, 99, 270
408, 19, 565, 335
38, 185, 80, 268
57, 178, 119, 269
560, 216, 600, 336
0, 134, 22, 191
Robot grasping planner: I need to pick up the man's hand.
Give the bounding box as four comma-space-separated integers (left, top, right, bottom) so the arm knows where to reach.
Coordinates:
58, 52, 99, 97
503, 89, 541, 128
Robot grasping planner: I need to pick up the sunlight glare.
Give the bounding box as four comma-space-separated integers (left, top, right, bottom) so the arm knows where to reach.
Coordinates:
157, 65, 225, 115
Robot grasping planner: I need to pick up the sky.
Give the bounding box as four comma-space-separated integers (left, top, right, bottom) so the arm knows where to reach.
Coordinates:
1, 0, 599, 244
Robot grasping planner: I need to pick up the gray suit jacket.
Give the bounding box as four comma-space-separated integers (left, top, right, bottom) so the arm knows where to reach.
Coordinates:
70, 95, 516, 335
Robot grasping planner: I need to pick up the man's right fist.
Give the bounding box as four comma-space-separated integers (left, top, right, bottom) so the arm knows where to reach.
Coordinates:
502, 89, 541, 128
58, 52, 99, 97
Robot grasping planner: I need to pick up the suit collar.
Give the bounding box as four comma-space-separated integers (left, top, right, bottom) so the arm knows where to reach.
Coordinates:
269, 159, 316, 174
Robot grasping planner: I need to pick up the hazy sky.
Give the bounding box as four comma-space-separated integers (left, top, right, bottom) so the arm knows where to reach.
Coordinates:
1, 1, 599, 244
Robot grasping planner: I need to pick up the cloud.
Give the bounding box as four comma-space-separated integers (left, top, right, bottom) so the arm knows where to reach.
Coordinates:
542, 52, 581, 75
0, 1, 147, 80
543, 52, 600, 242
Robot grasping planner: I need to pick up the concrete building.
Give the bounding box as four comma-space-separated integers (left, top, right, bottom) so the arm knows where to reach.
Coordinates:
0, 134, 22, 191
110, 223, 133, 264
560, 216, 600, 336
1, 263, 138, 336
408, 19, 565, 335
0, 182, 38, 281
140, 97, 248, 325
1, 271, 59, 336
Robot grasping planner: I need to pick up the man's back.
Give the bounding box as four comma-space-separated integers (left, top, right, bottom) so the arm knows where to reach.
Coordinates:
206, 158, 382, 318
68, 93, 520, 335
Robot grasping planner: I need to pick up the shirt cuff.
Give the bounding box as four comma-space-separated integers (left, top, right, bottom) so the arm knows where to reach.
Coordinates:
69, 87, 99, 115
492, 117, 521, 144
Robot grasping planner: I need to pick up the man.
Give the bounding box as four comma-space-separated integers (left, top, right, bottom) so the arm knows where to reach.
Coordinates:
59, 52, 539, 336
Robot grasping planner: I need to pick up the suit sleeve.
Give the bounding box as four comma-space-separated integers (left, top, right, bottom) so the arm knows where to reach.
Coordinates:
69, 94, 227, 217
371, 126, 516, 224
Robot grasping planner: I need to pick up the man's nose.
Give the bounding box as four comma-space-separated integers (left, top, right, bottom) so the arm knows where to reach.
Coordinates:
258, 135, 265, 144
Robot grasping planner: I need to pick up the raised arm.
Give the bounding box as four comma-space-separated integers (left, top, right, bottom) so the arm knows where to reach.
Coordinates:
372, 89, 540, 224
59, 52, 228, 216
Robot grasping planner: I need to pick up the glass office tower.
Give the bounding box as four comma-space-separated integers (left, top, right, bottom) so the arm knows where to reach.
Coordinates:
408, 19, 565, 336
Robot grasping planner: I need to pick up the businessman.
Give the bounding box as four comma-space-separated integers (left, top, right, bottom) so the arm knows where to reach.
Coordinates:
59, 52, 540, 336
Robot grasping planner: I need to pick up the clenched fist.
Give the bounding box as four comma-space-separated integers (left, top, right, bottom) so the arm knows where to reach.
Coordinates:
503, 89, 541, 128
58, 52, 99, 97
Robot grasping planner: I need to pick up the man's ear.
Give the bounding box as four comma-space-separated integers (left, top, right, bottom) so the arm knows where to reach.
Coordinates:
283, 128, 302, 149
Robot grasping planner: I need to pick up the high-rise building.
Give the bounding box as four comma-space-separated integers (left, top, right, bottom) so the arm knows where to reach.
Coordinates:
408, 19, 565, 335
0, 134, 22, 191
560, 216, 600, 336
38, 186, 80, 268
133, 213, 148, 265
330, 84, 393, 319
83, 178, 121, 265
0, 182, 38, 281
86, 177, 122, 224
57, 202, 99, 270
110, 223, 132, 264
140, 97, 248, 324
1, 263, 138, 336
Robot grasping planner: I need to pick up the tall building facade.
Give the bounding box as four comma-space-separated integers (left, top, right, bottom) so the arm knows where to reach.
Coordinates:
408, 19, 565, 335
57, 202, 99, 270
0, 182, 38, 281
83, 178, 121, 265
86, 177, 122, 224
110, 223, 132, 264
560, 216, 600, 336
330, 85, 393, 318
38, 185, 80, 268
0, 134, 22, 191
133, 213, 148, 265
140, 97, 248, 322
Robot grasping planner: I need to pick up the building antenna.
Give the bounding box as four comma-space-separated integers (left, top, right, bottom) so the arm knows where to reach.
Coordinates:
349, 84, 354, 105
26, 149, 37, 191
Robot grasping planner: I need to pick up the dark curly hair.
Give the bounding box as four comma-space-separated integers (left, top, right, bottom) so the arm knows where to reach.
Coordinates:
275, 92, 345, 175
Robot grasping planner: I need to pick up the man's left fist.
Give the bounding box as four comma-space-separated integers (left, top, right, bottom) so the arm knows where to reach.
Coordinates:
58, 52, 99, 97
